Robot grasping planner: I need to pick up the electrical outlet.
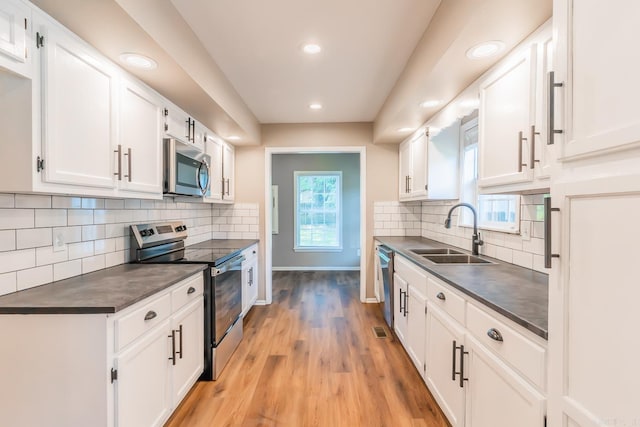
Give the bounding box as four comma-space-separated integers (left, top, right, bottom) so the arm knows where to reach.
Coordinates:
521, 221, 531, 241
53, 232, 66, 252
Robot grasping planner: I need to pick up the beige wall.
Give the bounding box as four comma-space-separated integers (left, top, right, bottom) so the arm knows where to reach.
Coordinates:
235, 122, 398, 300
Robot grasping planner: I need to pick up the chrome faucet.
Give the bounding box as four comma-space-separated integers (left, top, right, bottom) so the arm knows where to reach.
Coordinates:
444, 203, 484, 255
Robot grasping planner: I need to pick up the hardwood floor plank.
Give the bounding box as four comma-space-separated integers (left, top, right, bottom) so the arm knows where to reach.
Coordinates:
166, 271, 450, 427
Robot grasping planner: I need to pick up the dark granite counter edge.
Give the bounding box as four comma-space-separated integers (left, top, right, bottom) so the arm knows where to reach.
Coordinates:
377, 238, 548, 340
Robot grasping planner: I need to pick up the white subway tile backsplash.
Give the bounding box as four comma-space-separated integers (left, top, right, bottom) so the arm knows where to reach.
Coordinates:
105, 199, 125, 209
82, 255, 105, 274
53, 260, 82, 281
17, 265, 53, 291
82, 225, 106, 241
0, 194, 15, 208
106, 250, 127, 268
0, 249, 35, 274
35, 209, 67, 227
68, 241, 94, 260
16, 228, 52, 249
53, 226, 82, 244
36, 246, 68, 266
81, 198, 104, 209
0, 230, 16, 251
124, 199, 141, 209
68, 209, 93, 226
512, 250, 533, 270
0, 209, 34, 230
95, 239, 116, 255
15, 194, 51, 209
0, 272, 17, 296
52, 196, 82, 209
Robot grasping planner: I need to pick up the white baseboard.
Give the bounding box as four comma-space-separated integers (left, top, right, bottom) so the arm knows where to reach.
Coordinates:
272, 266, 360, 271
365, 298, 380, 304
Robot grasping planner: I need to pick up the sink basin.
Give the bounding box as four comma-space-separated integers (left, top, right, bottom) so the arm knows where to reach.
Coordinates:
410, 248, 463, 255
423, 254, 494, 265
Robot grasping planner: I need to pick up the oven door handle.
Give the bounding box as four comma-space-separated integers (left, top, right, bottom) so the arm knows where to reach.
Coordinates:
213, 254, 245, 276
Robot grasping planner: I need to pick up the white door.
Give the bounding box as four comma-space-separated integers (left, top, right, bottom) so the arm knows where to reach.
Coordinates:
478, 45, 536, 188
548, 178, 640, 427
40, 24, 117, 189
119, 78, 163, 196
115, 319, 172, 427
555, 0, 640, 160
393, 272, 408, 346
171, 297, 204, 407
425, 305, 466, 427
465, 336, 545, 427
411, 133, 428, 198
204, 134, 223, 201
222, 142, 235, 201
406, 284, 427, 377
398, 139, 412, 200
0, 0, 27, 63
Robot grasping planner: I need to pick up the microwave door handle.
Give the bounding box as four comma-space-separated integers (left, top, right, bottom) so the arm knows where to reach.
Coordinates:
197, 161, 210, 195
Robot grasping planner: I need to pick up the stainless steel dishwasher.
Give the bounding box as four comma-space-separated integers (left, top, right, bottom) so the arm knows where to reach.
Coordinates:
377, 245, 394, 329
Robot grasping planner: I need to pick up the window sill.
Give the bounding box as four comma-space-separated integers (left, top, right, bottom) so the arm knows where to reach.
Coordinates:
294, 247, 343, 253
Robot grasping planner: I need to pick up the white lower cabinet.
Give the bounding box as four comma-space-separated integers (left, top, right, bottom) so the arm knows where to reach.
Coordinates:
0, 272, 204, 427
241, 243, 259, 316
391, 253, 548, 427
465, 336, 546, 427
425, 304, 466, 427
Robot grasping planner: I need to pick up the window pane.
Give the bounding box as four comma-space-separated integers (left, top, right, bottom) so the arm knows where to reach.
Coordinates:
295, 172, 342, 250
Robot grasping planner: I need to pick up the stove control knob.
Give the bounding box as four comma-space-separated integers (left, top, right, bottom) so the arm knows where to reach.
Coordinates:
182, 225, 187, 230
148, 229, 155, 236
140, 229, 148, 237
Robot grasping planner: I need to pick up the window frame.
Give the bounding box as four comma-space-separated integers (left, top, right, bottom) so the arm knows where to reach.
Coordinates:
458, 116, 521, 234
293, 171, 343, 252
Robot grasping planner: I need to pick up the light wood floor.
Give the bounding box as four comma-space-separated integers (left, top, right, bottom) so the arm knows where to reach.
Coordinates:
166, 271, 450, 427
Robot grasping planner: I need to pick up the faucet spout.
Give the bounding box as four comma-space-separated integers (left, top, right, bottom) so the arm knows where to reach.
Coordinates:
444, 203, 484, 255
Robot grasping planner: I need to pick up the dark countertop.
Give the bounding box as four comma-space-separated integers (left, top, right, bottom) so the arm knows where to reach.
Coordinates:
375, 236, 548, 340
0, 264, 207, 315
189, 239, 259, 251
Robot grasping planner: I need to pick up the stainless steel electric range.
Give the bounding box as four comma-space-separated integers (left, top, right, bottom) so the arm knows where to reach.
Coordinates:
129, 221, 248, 380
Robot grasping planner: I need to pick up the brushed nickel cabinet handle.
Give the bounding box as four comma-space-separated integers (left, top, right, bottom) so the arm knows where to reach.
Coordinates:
518, 131, 528, 172
124, 147, 132, 182
544, 197, 560, 268
144, 310, 157, 321
487, 328, 504, 342
168, 330, 176, 365
547, 71, 564, 145
114, 144, 122, 180
530, 125, 540, 169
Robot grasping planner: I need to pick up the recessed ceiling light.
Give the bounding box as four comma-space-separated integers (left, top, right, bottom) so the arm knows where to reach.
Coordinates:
119, 53, 157, 70
420, 99, 441, 108
397, 127, 414, 133
226, 135, 241, 141
309, 103, 323, 110
302, 44, 322, 54
466, 41, 505, 60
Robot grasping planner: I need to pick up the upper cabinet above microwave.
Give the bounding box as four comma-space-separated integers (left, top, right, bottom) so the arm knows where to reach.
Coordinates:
0, 0, 31, 77
477, 21, 555, 195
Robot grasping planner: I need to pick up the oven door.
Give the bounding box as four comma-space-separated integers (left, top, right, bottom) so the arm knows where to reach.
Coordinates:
211, 254, 245, 345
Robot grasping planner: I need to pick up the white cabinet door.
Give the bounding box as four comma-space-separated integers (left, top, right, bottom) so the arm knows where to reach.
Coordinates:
222, 142, 235, 201
0, 0, 28, 64
410, 133, 428, 199
393, 272, 408, 346
170, 297, 204, 407
398, 139, 412, 200
242, 253, 258, 316
425, 305, 466, 427
40, 23, 117, 189
465, 336, 545, 427
115, 318, 172, 427
406, 283, 427, 377
478, 45, 536, 188
165, 106, 191, 144
548, 180, 640, 427
555, 0, 640, 160
204, 134, 224, 202
532, 33, 555, 181
193, 121, 206, 152
118, 78, 163, 196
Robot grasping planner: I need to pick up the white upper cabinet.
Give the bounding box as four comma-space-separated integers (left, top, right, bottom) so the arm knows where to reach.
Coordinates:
204, 133, 224, 202
554, 0, 640, 160
399, 127, 458, 201
0, 0, 29, 75
164, 105, 205, 152
118, 78, 163, 196
222, 141, 235, 202
40, 21, 117, 190
477, 21, 554, 194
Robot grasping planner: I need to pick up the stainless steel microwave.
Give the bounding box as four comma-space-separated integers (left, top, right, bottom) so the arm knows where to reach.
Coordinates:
163, 138, 211, 197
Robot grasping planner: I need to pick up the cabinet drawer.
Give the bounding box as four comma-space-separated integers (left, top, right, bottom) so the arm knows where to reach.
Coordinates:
427, 276, 465, 325
395, 256, 427, 295
171, 273, 204, 312
116, 293, 171, 352
466, 303, 546, 390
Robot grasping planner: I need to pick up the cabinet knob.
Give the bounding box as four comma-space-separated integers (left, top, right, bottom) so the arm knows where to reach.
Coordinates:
487, 328, 504, 342
436, 292, 446, 301
144, 310, 157, 321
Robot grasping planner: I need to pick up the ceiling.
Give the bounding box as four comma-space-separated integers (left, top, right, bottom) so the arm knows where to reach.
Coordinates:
169, 0, 441, 124
30, 0, 552, 145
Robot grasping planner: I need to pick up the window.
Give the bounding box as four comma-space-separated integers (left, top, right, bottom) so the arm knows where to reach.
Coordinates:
294, 171, 342, 251
459, 117, 520, 232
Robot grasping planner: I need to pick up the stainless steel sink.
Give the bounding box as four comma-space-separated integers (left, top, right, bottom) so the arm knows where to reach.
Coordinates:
409, 248, 463, 255
423, 254, 494, 265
